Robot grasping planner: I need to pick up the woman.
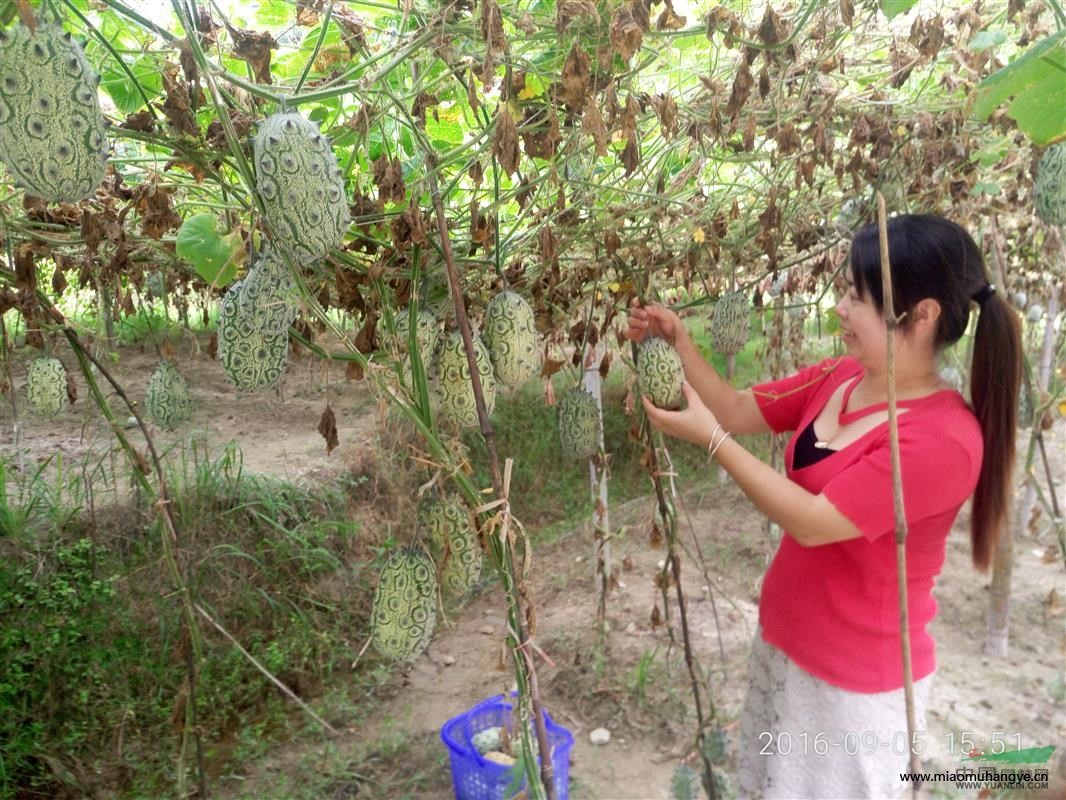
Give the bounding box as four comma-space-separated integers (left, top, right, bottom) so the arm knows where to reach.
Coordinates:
624, 214, 1022, 799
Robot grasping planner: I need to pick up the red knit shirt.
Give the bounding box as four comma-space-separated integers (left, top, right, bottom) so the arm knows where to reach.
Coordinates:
753, 357, 983, 693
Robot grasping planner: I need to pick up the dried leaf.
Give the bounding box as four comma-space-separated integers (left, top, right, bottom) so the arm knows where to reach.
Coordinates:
160, 65, 198, 137
51, 264, 68, 296
757, 6, 787, 46
133, 178, 182, 240
604, 230, 620, 256
650, 604, 662, 627
840, 0, 854, 26
610, 3, 643, 61
332, 6, 367, 54
296, 0, 323, 26
480, 0, 506, 55
65, 370, 77, 405
492, 105, 521, 177
620, 133, 640, 176
346, 360, 364, 381
581, 97, 608, 157
122, 111, 156, 133
373, 156, 406, 203
232, 29, 277, 85
598, 350, 612, 379
318, 404, 339, 455
354, 313, 377, 354
557, 0, 599, 33
652, 94, 678, 139
656, 0, 686, 31
725, 58, 754, 120
560, 43, 591, 110
1045, 588, 1064, 619
540, 355, 566, 378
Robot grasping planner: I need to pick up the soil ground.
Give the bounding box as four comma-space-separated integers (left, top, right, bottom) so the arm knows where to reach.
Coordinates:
3, 337, 1064, 799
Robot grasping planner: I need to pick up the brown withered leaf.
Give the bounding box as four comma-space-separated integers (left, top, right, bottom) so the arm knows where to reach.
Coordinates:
650, 604, 662, 627
840, 0, 854, 26
232, 29, 277, 85
346, 360, 364, 381
557, 0, 599, 33
598, 350, 612, 379
480, 0, 505, 54
164, 156, 207, 182
373, 156, 406, 203
23, 196, 81, 226
743, 114, 757, 151
521, 104, 560, 160
656, 0, 686, 31
296, 0, 323, 26
540, 353, 566, 378
318, 404, 339, 455
492, 105, 521, 177
757, 6, 787, 45
560, 43, 591, 110
581, 97, 608, 156
649, 520, 663, 547
725, 58, 754, 120
391, 203, 427, 250
14, 243, 38, 293
652, 94, 678, 139
775, 123, 802, 155
620, 133, 640, 176
610, 3, 643, 61
51, 264, 68, 296
469, 160, 484, 187
160, 65, 198, 137
122, 111, 156, 133
604, 229, 620, 256
411, 92, 439, 126
133, 179, 182, 240
354, 313, 377, 354
206, 110, 254, 149
332, 6, 367, 54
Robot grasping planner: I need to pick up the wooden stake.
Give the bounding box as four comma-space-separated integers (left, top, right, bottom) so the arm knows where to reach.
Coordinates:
875, 195, 921, 793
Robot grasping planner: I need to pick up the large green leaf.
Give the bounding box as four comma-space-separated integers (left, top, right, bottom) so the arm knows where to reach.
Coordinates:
973, 31, 1066, 146
175, 214, 242, 289
100, 56, 163, 115
881, 1, 919, 19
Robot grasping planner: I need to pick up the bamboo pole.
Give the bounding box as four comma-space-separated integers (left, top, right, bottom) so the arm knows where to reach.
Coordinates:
582, 339, 611, 627
424, 156, 555, 800
875, 195, 921, 792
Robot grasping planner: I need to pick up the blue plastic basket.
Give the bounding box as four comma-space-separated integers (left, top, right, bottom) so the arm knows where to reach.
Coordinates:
440, 693, 574, 800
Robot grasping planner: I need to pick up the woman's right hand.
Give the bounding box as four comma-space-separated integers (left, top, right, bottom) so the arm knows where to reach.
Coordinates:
623, 299, 687, 347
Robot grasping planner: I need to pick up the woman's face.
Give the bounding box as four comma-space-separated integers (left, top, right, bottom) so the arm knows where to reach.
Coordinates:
835, 267, 887, 366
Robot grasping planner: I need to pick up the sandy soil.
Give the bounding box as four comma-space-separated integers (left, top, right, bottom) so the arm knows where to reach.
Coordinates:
3, 338, 1063, 799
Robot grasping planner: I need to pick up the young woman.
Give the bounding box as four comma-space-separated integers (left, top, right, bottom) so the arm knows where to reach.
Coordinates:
624, 214, 1022, 799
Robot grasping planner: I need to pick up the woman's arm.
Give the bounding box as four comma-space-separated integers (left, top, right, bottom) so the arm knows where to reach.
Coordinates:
643, 382, 863, 547
625, 301, 771, 435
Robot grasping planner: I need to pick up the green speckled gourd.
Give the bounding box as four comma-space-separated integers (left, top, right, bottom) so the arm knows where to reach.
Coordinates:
483, 290, 539, 388
436, 330, 495, 427
1034, 143, 1066, 226
557, 386, 600, 460
637, 337, 684, 410
0, 25, 108, 201
238, 246, 300, 336
253, 112, 349, 261
393, 307, 440, 359
217, 279, 289, 392
419, 494, 481, 600
710, 291, 751, 355
26, 357, 68, 417
145, 361, 194, 429
370, 547, 438, 661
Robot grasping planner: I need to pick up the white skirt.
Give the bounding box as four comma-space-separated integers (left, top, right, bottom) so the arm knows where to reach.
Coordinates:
737, 633, 933, 800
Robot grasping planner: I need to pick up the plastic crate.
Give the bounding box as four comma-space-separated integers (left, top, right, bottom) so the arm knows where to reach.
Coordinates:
440, 693, 574, 800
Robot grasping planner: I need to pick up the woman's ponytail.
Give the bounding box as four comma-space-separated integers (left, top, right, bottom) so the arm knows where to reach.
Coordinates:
968, 290, 1023, 571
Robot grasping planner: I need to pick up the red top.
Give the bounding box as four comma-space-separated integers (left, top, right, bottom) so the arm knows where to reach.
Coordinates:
753, 357, 983, 692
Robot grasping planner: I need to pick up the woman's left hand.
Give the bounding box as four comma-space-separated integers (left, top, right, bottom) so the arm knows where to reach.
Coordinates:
642, 381, 718, 449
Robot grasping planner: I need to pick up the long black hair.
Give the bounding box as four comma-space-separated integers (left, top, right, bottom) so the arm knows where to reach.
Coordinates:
849, 214, 1022, 570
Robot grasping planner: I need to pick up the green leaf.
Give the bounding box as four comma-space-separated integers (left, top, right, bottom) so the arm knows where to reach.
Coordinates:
970, 181, 1002, 196
100, 56, 163, 115
973, 31, 1066, 146
255, 0, 291, 26
880, 1, 919, 19
175, 215, 241, 289
969, 30, 1007, 52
